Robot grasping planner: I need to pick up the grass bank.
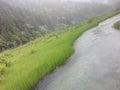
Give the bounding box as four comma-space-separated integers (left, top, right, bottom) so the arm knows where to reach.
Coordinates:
114, 21, 120, 30
0, 9, 120, 90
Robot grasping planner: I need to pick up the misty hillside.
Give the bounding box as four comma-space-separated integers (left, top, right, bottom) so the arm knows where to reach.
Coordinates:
0, 9, 120, 90
0, 0, 119, 51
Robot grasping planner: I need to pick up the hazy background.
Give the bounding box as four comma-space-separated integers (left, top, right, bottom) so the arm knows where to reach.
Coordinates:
0, 0, 120, 50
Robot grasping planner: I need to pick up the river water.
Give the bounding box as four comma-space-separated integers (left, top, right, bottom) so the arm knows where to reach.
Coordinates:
35, 14, 120, 90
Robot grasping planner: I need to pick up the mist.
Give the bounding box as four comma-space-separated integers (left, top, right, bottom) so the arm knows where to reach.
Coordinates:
0, 0, 120, 50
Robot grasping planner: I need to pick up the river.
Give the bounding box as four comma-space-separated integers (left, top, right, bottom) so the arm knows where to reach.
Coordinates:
35, 14, 120, 90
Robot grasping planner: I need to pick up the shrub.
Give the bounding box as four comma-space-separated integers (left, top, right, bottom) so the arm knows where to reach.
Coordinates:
30, 48, 36, 54
87, 17, 96, 23
114, 21, 120, 30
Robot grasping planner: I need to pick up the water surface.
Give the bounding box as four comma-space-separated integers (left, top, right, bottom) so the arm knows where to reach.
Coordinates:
35, 14, 120, 90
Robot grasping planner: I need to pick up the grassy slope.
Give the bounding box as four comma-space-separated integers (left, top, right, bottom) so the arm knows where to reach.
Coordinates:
0, 10, 120, 90
114, 21, 120, 30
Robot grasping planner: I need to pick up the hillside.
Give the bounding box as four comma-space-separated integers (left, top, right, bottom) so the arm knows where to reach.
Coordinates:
0, 0, 119, 51
0, 9, 120, 90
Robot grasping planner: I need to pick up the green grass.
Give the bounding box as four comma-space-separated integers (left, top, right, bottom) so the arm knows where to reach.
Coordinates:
114, 21, 120, 30
0, 9, 120, 90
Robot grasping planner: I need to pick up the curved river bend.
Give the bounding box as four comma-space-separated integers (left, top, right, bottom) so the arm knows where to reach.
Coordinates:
35, 14, 120, 90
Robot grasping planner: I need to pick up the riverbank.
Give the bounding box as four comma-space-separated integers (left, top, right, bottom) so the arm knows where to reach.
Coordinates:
0, 9, 120, 90
35, 12, 120, 90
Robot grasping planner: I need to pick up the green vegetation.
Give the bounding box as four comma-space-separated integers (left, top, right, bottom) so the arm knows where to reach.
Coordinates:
0, 10, 120, 90
0, 0, 118, 51
114, 21, 120, 30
